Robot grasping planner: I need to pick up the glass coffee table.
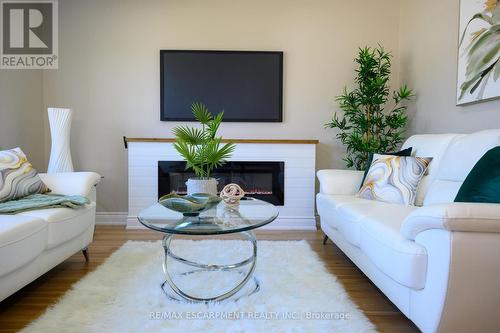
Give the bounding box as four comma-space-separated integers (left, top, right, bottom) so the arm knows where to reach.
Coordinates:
137, 198, 278, 302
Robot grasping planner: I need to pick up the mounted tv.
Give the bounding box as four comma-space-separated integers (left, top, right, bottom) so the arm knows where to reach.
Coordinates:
160, 50, 283, 122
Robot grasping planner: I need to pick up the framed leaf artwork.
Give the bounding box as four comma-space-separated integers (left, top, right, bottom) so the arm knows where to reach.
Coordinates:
457, 0, 500, 105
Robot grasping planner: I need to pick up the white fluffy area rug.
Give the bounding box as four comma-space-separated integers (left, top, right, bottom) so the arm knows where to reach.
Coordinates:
22, 240, 376, 333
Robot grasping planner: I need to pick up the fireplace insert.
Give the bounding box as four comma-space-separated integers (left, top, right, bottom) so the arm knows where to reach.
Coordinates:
158, 161, 284, 205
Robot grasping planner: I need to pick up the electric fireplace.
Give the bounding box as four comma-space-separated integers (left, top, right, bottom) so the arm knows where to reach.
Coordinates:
158, 161, 284, 205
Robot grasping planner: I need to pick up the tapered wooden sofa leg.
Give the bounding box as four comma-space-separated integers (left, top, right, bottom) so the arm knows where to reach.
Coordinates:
82, 248, 89, 262
322, 235, 329, 245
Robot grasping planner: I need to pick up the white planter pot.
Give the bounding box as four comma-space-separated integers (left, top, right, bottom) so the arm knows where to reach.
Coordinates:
186, 178, 218, 196
47, 108, 74, 173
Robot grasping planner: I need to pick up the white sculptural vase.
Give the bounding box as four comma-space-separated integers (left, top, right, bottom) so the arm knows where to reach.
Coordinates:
47, 108, 74, 173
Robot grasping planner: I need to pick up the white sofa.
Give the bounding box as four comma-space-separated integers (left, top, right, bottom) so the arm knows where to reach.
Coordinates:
317, 129, 500, 333
0, 172, 101, 301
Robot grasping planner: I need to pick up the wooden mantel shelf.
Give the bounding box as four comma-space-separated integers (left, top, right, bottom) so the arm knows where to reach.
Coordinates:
123, 136, 319, 148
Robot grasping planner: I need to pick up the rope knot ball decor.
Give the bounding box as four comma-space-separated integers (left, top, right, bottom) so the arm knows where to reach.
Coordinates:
220, 183, 245, 206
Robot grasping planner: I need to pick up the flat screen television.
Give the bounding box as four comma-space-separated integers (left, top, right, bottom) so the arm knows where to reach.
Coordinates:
160, 50, 283, 122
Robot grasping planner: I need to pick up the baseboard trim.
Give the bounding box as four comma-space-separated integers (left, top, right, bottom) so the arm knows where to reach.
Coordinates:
96, 212, 127, 225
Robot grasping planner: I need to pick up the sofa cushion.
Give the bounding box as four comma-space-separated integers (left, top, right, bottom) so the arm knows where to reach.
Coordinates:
18, 202, 95, 248
401, 134, 459, 176
316, 194, 364, 212
0, 215, 47, 277
423, 180, 463, 206
317, 193, 426, 289
318, 193, 417, 247
316, 194, 372, 233
424, 130, 500, 205
436, 130, 500, 182
336, 199, 417, 247
401, 134, 459, 206
359, 209, 428, 289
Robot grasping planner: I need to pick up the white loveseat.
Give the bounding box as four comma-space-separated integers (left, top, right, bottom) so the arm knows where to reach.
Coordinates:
0, 172, 101, 301
317, 129, 500, 333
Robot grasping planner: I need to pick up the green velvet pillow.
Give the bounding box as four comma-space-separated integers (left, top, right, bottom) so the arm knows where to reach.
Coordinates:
455, 146, 500, 203
359, 147, 413, 189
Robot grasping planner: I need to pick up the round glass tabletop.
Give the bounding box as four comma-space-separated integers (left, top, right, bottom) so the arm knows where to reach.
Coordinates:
137, 198, 279, 235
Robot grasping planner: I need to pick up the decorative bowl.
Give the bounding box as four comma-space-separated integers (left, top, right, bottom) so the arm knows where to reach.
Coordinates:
158, 192, 222, 216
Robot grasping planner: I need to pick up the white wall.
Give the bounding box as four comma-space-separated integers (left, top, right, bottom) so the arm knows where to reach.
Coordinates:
0, 71, 45, 170
399, 0, 500, 135
42, 0, 402, 213
9, 0, 498, 215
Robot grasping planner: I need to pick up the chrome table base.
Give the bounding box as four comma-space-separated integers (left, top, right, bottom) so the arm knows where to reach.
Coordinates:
161, 231, 259, 302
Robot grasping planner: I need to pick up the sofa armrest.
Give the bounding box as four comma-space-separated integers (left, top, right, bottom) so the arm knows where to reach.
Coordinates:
39, 172, 101, 198
401, 203, 500, 240
316, 169, 364, 195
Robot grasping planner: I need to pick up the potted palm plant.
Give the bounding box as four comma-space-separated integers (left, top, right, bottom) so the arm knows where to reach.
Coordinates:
172, 102, 236, 195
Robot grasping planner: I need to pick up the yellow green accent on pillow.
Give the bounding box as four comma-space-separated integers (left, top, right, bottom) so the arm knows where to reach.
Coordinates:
358, 154, 432, 205
0, 148, 49, 203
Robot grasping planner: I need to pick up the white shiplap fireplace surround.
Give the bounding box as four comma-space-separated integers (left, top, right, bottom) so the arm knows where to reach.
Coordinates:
125, 138, 318, 230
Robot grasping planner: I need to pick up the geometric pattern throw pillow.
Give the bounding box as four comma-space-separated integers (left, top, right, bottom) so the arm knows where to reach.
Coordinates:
357, 154, 432, 205
0, 147, 49, 203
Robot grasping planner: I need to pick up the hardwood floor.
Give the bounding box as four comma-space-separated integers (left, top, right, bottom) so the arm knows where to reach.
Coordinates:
0, 226, 419, 332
